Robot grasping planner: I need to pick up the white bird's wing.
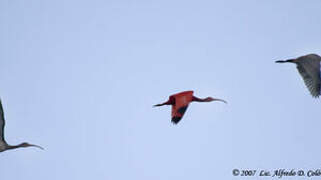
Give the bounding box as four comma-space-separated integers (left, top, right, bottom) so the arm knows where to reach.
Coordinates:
296, 59, 321, 97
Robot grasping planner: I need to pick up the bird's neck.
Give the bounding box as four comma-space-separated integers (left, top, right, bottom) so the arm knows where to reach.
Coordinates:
6, 144, 24, 151
192, 97, 210, 102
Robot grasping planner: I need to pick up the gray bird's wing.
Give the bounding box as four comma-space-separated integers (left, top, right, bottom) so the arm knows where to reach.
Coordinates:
296, 59, 321, 97
0, 99, 5, 142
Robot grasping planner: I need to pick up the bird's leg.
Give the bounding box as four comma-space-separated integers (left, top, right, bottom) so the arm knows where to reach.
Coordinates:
275, 59, 295, 63
153, 99, 173, 107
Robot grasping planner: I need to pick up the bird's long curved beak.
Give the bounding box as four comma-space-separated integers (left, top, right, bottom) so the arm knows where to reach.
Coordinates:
214, 98, 227, 104
30, 144, 44, 150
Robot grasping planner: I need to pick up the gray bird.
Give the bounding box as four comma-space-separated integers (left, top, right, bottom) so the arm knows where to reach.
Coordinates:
0, 99, 43, 152
276, 54, 321, 98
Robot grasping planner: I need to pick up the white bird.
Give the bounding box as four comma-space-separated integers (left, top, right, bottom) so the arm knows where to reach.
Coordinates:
276, 54, 321, 98
0, 99, 43, 152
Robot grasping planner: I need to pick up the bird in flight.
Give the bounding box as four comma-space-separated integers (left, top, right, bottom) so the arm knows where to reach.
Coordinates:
154, 91, 227, 124
0, 99, 44, 153
276, 54, 321, 98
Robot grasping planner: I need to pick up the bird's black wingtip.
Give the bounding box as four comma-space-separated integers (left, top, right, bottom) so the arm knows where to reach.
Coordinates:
171, 117, 181, 125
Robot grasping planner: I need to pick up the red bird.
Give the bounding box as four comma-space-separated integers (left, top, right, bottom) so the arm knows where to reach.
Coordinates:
154, 91, 227, 124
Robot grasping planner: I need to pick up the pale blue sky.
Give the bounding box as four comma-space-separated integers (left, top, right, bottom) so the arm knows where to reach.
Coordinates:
1, 0, 321, 179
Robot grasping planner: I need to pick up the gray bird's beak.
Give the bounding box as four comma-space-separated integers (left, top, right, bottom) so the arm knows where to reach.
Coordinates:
30, 144, 45, 150
214, 98, 228, 104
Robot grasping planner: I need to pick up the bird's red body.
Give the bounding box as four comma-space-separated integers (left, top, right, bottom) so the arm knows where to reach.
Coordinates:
169, 91, 194, 124
154, 90, 226, 124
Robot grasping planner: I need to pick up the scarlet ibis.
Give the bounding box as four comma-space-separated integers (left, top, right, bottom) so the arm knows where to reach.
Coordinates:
0, 99, 43, 152
154, 91, 227, 124
276, 54, 321, 98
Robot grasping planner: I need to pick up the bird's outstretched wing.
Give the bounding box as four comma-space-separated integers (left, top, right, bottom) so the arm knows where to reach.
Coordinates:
171, 93, 193, 124
171, 105, 189, 124
0, 99, 5, 142
296, 60, 321, 97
